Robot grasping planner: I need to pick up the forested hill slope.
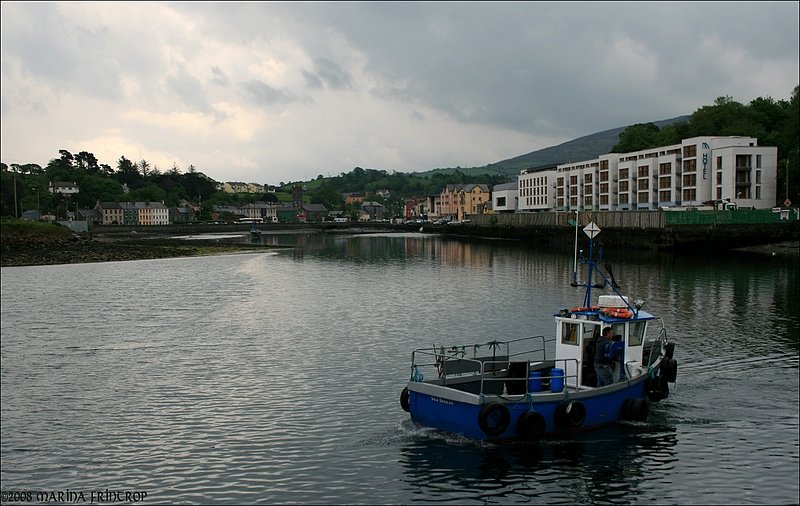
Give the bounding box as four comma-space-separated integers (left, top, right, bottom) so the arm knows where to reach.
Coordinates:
483, 115, 690, 175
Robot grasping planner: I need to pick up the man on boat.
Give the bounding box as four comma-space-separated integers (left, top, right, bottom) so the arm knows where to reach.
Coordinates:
606, 334, 626, 382
594, 327, 615, 387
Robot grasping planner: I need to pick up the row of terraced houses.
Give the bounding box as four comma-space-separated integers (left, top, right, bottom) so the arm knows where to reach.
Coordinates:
422, 136, 779, 222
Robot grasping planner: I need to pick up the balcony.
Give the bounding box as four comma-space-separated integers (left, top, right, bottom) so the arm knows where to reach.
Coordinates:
736, 165, 752, 172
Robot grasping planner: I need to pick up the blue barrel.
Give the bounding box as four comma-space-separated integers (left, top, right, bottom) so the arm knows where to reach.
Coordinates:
550, 368, 565, 393
527, 371, 542, 393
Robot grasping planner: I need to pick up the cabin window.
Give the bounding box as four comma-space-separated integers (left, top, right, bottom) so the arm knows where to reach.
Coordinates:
583, 323, 599, 344
628, 322, 646, 346
561, 322, 579, 346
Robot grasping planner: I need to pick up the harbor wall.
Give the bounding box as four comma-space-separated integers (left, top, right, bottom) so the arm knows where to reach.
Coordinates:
455, 209, 799, 251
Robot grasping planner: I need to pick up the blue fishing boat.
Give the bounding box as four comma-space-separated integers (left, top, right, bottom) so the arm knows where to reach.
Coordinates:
400, 221, 677, 441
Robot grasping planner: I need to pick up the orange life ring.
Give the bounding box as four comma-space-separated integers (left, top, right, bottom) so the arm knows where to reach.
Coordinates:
601, 307, 634, 319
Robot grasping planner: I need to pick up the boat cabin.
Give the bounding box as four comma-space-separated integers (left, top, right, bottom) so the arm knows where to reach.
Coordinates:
554, 295, 655, 389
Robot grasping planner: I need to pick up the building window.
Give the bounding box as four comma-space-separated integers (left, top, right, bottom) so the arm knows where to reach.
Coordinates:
659, 190, 671, 202
717, 156, 722, 170
682, 189, 697, 201
683, 173, 697, 187
716, 187, 722, 199
756, 154, 762, 168
756, 186, 761, 199
638, 165, 649, 177
619, 168, 629, 179
638, 192, 649, 204
619, 181, 628, 193
638, 179, 649, 190
496, 197, 506, 207
659, 177, 671, 189
683, 159, 697, 173
716, 172, 723, 184
756, 170, 762, 184
683, 144, 697, 157
659, 162, 671, 175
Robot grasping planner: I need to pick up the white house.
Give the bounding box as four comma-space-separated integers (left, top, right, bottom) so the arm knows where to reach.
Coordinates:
492, 180, 519, 213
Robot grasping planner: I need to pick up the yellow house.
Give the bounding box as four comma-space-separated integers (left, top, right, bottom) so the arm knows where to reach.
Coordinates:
439, 184, 491, 221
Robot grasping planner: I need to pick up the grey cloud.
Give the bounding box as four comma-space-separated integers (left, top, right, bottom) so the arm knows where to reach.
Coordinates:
303, 57, 352, 90
167, 69, 213, 114
239, 80, 307, 106
211, 66, 230, 87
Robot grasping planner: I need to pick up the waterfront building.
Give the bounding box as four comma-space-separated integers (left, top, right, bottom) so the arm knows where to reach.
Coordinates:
517, 168, 554, 212
517, 136, 778, 212
95, 201, 170, 225
492, 180, 519, 213
439, 184, 491, 222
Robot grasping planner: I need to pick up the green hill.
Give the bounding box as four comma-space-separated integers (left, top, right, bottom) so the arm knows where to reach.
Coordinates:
421, 115, 690, 178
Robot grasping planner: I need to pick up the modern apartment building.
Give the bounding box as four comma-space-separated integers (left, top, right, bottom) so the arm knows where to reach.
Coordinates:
517, 136, 778, 212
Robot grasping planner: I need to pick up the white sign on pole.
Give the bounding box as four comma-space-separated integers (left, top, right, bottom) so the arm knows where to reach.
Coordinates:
583, 221, 601, 239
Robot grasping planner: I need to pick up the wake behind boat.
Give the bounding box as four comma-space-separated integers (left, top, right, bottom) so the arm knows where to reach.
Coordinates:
399, 221, 677, 441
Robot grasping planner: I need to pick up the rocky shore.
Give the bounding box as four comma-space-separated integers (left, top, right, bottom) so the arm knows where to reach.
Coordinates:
0, 233, 283, 267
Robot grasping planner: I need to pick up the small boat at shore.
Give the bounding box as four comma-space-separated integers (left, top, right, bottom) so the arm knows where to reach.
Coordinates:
250, 225, 262, 242
400, 221, 677, 441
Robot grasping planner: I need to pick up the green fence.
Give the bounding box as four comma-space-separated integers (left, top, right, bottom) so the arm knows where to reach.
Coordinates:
469, 208, 799, 229
663, 209, 799, 225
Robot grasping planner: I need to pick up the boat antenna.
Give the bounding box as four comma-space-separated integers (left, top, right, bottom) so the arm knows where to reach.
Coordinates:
571, 210, 579, 287
604, 263, 620, 290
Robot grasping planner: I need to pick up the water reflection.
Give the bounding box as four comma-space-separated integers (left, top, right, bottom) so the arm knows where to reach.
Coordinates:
399, 422, 679, 504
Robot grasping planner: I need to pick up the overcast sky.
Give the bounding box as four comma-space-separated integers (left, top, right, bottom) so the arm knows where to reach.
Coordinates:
2, 2, 798, 184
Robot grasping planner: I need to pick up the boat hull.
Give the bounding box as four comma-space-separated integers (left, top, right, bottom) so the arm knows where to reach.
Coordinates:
407, 375, 650, 441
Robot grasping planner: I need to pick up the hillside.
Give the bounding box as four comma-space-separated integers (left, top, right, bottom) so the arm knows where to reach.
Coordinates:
420, 115, 690, 178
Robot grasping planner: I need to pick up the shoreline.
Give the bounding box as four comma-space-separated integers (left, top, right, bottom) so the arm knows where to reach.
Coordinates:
0, 235, 289, 267
2, 224, 797, 268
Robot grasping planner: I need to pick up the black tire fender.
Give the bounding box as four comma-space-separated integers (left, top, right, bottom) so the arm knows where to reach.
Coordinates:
517, 411, 546, 440
554, 400, 586, 428
477, 402, 511, 437
663, 358, 678, 383
644, 377, 664, 402
664, 342, 675, 360
400, 386, 410, 413
658, 374, 670, 399
621, 398, 649, 422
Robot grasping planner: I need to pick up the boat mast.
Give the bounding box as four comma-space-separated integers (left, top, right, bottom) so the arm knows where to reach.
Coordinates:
575, 222, 601, 308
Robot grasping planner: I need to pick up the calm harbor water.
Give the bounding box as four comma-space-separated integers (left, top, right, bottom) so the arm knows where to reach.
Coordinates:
1, 231, 798, 505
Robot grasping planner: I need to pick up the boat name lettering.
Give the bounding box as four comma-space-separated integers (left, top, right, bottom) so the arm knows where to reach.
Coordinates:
431, 397, 454, 406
